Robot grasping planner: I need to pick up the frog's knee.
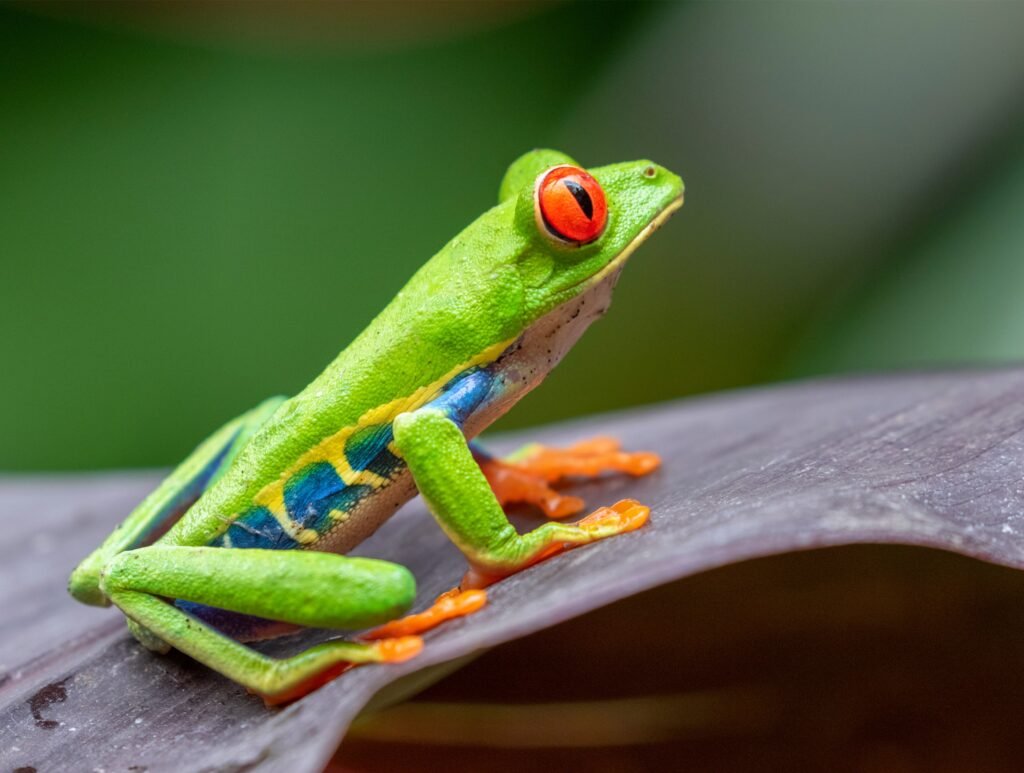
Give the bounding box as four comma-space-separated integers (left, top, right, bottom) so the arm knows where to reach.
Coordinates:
357, 561, 418, 623
68, 555, 110, 608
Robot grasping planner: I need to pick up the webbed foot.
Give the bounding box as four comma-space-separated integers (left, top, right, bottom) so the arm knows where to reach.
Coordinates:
462, 498, 651, 589
481, 436, 660, 518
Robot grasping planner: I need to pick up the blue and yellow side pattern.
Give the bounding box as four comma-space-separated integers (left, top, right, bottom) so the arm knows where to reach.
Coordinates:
206, 365, 501, 552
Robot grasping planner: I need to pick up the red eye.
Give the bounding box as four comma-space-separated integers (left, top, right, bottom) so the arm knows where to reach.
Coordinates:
535, 165, 608, 245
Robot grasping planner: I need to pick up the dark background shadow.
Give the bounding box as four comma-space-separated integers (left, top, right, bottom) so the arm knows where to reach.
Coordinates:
339, 545, 1024, 772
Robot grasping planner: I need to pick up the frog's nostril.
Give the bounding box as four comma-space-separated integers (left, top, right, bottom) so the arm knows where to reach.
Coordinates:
642, 165, 657, 179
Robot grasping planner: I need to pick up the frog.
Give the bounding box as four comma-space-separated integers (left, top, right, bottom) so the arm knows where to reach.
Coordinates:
68, 149, 684, 704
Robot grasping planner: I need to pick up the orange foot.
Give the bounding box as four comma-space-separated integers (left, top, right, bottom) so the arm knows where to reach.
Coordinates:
462, 499, 651, 590
362, 588, 488, 640
481, 436, 660, 518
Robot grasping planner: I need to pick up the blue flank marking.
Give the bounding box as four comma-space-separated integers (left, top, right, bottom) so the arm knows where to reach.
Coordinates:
214, 505, 297, 550
428, 367, 496, 428
175, 600, 284, 641
285, 461, 373, 534
346, 423, 401, 478
206, 366, 498, 553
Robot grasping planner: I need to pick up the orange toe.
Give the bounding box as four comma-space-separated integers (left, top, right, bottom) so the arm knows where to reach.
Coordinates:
511, 437, 662, 483
373, 635, 424, 662
482, 436, 660, 519
577, 498, 650, 533
481, 460, 585, 518
363, 589, 487, 640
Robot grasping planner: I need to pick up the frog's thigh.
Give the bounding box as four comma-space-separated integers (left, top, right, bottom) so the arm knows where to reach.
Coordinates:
104, 546, 415, 628
393, 409, 646, 581
101, 546, 420, 700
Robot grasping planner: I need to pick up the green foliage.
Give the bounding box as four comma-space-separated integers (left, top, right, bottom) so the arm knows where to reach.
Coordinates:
3, 1, 1024, 469
790, 137, 1024, 374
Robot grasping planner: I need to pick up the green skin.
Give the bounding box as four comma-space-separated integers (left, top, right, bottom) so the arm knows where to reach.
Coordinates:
68, 149, 684, 699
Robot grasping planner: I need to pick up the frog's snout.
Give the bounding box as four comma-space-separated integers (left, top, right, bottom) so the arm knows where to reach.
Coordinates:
638, 161, 685, 205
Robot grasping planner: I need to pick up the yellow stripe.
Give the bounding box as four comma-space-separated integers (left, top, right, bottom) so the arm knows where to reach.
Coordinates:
289, 425, 390, 489
263, 500, 313, 544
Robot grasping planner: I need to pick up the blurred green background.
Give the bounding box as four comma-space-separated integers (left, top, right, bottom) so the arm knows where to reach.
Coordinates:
3, 1, 1024, 471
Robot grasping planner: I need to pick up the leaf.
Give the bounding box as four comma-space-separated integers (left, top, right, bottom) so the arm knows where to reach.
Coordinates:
3, 369, 1024, 772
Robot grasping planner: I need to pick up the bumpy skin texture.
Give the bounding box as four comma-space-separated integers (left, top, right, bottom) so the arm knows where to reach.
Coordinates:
67, 149, 684, 699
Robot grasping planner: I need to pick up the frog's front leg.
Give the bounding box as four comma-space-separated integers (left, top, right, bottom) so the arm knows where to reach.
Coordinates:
394, 410, 650, 589
100, 546, 422, 704
473, 436, 660, 519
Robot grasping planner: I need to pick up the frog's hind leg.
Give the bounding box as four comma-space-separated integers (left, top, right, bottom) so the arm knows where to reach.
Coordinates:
69, 396, 286, 608
101, 545, 422, 704
473, 436, 660, 519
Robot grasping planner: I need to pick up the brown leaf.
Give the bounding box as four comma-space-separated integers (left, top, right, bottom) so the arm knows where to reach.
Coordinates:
3, 370, 1024, 771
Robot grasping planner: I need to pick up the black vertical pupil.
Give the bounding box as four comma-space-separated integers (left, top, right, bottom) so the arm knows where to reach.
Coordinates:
561, 179, 594, 220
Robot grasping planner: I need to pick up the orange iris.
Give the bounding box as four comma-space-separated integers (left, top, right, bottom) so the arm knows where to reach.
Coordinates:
536, 165, 608, 245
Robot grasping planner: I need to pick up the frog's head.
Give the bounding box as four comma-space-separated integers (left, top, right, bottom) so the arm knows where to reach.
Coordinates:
499, 149, 683, 324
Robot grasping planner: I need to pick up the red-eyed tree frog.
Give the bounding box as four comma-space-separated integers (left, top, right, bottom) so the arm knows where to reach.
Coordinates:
68, 150, 685, 703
